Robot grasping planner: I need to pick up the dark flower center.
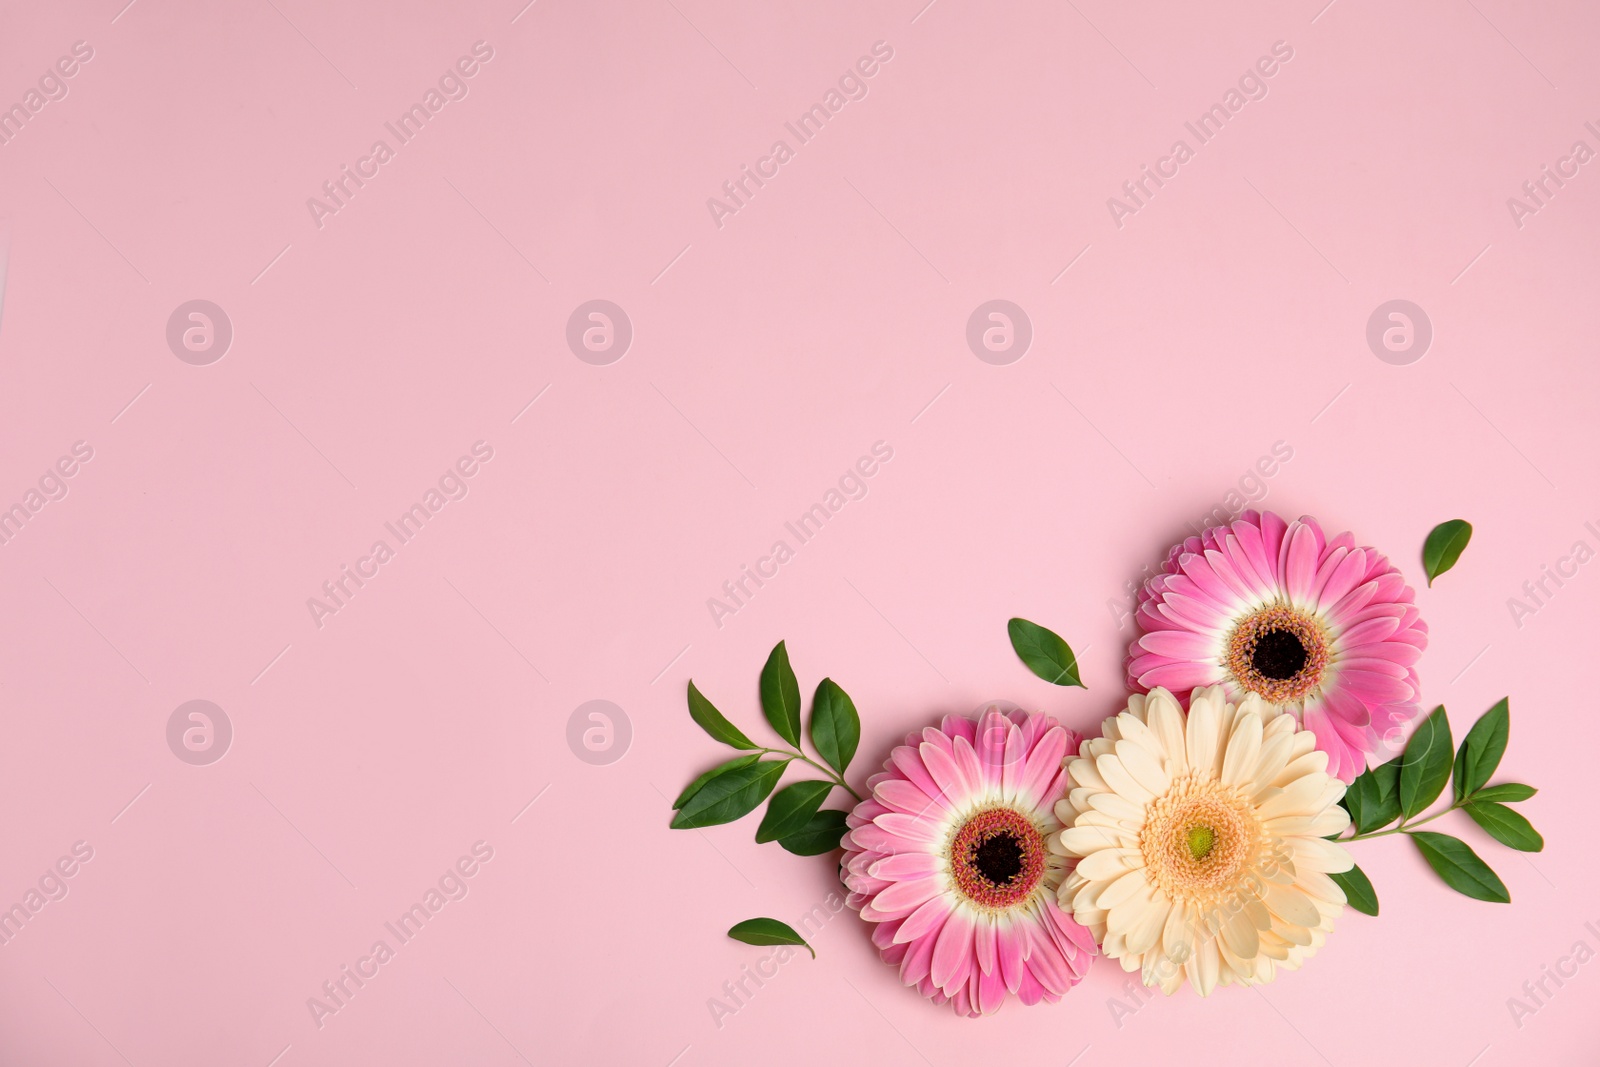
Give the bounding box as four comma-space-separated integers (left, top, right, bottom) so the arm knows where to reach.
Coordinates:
1251, 628, 1309, 681
948, 807, 1046, 911
1225, 604, 1330, 704
972, 832, 1025, 885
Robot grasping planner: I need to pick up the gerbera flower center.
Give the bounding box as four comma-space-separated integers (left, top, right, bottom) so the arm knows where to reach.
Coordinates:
1138, 773, 1263, 904
1185, 824, 1216, 861
948, 807, 1046, 911
1225, 604, 1329, 703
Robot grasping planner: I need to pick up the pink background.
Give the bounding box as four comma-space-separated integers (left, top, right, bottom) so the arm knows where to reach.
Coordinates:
1, 0, 1597, 1063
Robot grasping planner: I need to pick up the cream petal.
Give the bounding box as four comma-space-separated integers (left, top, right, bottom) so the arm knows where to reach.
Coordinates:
1263, 883, 1321, 928
1220, 907, 1260, 960
1068, 758, 1107, 792
1185, 939, 1221, 997
1292, 836, 1355, 873
1309, 806, 1351, 837
1066, 787, 1098, 813
1250, 733, 1296, 791
1240, 893, 1273, 932
1115, 737, 1172, 798
1257, 776, 1324, 820
1271, 916, 1315, 946
1059, 825, 1130, 856
1095, 867, 1152, 910
1186, 695, 1221, 773
1124, 898, 1169, 956
1146, 695, 1189, 776
1161, 902, 1195, 964
1088, 791, 1149, 823
1096, 753, 1156, 806
1073, 810, 1135, 831
1296, 870, 1347, 905
1103, 881, 1159, 936
1221, 711, 1263, 787
1261, 815, 1322, 836
1076, 847, 1142, 880
1256, 936, 1291, 961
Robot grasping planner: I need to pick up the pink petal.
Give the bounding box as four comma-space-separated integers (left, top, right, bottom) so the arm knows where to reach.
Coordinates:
919, 741, 968, 807
1136, 660, 1223, 693
874, 778, 948, 816
998, 922, 1026, 993
974, 915, 998, 975
861, 877, 942, 921
1178, 552, 1245, 610
1138, 630, 1219, 659
1016, 726, 1070, 807
1315, 547, 1369, 611
889, 745, 942, 800
870, 852, 942, 880
894, 894, 953, 946
931, 908, 975, 992
1283, 522, 1321, 607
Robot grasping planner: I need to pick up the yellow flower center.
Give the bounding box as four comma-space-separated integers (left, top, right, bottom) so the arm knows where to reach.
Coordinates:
1138, 773, 1263, 905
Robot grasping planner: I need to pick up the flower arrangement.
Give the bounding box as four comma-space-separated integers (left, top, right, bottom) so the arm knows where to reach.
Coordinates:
668, 511, 1543, 1013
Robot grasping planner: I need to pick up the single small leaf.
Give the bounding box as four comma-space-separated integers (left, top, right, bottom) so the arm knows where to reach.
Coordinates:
1465, 801, 1544, 852
671, 760, 788, 829
756, 780, 834, 843
1370, 757, 1402, 804
1423, 519, 1472, 586
778, 809, 850, 856
687, 680, 758, 750
809, 678, 860, 775
1343, 765, 1386, 834
1329, 863, 1379, 916
1473, 783, 1537, 804
1007, 618, 1084, 688
1453, 697, 1509, 801
1343, 757, 1405, 833
759, 641, 802, 746
727, 918, 814, 958
673, 753, 761, 809
1410, 831, 1511, 903
1399, 707, 1453, 818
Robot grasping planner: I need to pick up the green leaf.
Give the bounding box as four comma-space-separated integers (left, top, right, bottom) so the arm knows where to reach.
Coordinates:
671, 760, 789, 829
1341, 756, 1405, 834
1398, 707, 1453, 818
1453, 697, 1509, 801
778, 809, 850, 856
1422, 519, 1472, 586
727, 917, 814, 958
1465, 801, 1544, 852
1341, 775, 1377, 833
759, 641, 802, 746
1370, 756, 1402, 803
1473, 783, 1537, 804
1329, 863, 1379, 916
1007, 618, 1084, 688
755, 780, 834, 843
1410, 831, 1510, 903
809, 678, 860, 775
673, 753, 760, 809
687, 680, 758, 750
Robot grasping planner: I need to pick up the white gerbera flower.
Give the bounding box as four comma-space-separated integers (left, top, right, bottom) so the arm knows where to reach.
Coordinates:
1051, 686, 1353, 995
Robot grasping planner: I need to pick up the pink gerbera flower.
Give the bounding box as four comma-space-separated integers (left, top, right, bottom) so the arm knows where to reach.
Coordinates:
841, 706, 1097, 1016
1126, 509, 1428, 782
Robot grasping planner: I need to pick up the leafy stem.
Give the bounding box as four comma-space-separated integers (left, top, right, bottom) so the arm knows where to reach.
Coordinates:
759, 746, 863, 802
1342, 801, 1460, 841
